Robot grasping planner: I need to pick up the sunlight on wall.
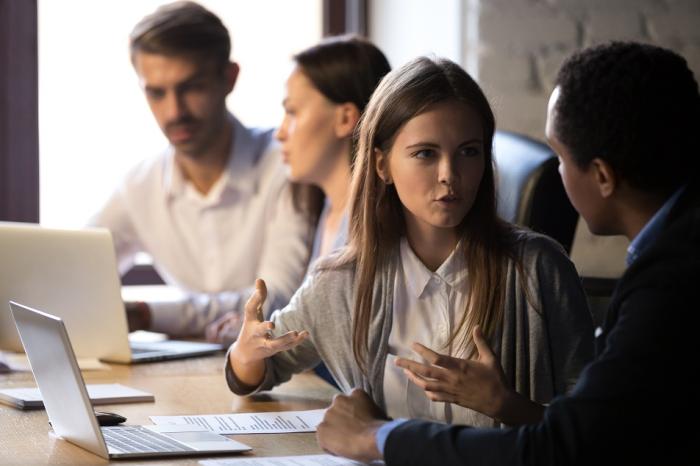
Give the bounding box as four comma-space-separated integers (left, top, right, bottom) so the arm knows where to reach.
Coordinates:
39, 0, 321, 228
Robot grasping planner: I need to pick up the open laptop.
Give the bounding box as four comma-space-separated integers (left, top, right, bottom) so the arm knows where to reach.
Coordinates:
9, 301, 251, 459
0, 222, 221, 363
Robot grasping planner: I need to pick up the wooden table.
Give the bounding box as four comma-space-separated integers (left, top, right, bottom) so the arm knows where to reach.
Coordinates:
0, 355, 339, 465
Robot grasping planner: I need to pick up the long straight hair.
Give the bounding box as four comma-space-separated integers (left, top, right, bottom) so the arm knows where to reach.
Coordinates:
337, 56, 519, 372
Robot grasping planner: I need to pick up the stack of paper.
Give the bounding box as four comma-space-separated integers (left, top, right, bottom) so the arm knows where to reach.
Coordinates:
0, 383, 154, 409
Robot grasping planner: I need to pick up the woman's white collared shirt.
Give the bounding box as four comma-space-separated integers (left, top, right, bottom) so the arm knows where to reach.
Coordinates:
384, 237, 472, 423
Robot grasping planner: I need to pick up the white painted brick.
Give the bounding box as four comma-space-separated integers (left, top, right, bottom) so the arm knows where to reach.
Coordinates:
648, 13, 700, 47
552, 0, 664, 17
486, 89, 549, 139
679, 44, 700, 82
478, 50, 535, 91
479, 3, 578, 52
584, 11, 647, 45
480, 0, 556, 11
535, 48, 572, 91
665, 0, 700, 13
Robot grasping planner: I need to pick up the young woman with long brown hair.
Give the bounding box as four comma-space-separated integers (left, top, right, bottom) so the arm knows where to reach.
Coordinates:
225, 56, 593, 427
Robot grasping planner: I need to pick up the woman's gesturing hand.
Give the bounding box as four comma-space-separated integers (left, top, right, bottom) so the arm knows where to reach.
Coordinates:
229, 278, 309, 388
396, 325, 545, 425
395, 326, 509, 420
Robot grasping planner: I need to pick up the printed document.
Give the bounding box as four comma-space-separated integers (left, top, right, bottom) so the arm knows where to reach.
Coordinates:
151, 409, 325, 434
199, 454, 373, 465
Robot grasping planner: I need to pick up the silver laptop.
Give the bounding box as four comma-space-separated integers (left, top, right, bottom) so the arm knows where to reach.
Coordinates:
0, 222, 221, 363
9, 301, 251, 459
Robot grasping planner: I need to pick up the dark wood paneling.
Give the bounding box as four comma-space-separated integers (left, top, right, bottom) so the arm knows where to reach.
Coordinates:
323, 0, 367, 36
0, 0, 39, 222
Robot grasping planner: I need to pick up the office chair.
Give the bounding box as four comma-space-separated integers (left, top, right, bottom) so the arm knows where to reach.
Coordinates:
493, 130, 579, 253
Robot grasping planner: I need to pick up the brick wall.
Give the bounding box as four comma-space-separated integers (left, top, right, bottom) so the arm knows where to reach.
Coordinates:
470, 0, 700, 139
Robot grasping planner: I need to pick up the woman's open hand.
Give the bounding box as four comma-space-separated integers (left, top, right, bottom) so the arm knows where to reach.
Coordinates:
229, 278, 309, 388
395, 326, 508, 419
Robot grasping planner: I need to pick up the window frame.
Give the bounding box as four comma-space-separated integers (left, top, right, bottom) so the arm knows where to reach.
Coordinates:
0, 0, 39, 223
323, 0, 367, 36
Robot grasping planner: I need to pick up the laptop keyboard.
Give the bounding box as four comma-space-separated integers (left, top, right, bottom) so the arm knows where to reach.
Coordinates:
102, 425, 195, 454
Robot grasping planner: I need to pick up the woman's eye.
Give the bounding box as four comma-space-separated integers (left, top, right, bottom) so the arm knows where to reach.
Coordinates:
413, 149, 434, 159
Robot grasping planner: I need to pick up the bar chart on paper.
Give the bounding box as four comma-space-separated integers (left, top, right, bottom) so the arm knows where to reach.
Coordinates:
150, 409, 325, 434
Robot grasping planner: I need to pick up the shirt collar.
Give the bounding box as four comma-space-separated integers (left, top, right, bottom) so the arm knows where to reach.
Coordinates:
399, 237, 467, 299
626, 185, 685, 265
163, 113, 260, 202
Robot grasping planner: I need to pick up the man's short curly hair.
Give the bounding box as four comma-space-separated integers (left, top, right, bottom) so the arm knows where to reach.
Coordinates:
554, 41, 700, 196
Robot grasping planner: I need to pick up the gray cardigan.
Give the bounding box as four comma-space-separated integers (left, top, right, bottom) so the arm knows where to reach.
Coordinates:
226, 232, 594, 426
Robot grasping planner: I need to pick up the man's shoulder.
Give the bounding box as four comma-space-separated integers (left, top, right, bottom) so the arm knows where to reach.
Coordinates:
119, 150, 170, 189
229, 121, 283, 180
246, 125, 276, 145
236, 121, 278, 161
617, 201, 700, 300
643, 198, 700, 268
251, 128, 281, 172
604, 204, 700, 364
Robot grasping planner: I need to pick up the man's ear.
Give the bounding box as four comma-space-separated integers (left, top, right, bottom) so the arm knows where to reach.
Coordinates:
375, 148, 392, 184
225, 62, 240, 94
590, 157, 617, 198
334, 103, 361, 139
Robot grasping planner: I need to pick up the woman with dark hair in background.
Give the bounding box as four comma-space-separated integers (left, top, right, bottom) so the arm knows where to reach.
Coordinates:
278, 35, 391, 271
208, 38, 390, 388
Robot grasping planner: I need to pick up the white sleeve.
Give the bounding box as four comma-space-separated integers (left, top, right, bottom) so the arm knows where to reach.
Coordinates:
148, 290, 247, 337
254, 176, 315, 315
87, 187, 142, 276
147, 178, 314, 337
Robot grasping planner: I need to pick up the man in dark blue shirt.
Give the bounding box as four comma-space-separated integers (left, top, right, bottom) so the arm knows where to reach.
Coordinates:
316, 42, 700, 466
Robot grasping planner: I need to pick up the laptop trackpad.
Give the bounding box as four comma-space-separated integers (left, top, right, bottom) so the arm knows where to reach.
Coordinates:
145, 426, 251, 452
167, 431, 249, 451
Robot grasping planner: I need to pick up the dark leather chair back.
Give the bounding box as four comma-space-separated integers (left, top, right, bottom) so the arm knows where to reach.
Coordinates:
493, 131, 579, 253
